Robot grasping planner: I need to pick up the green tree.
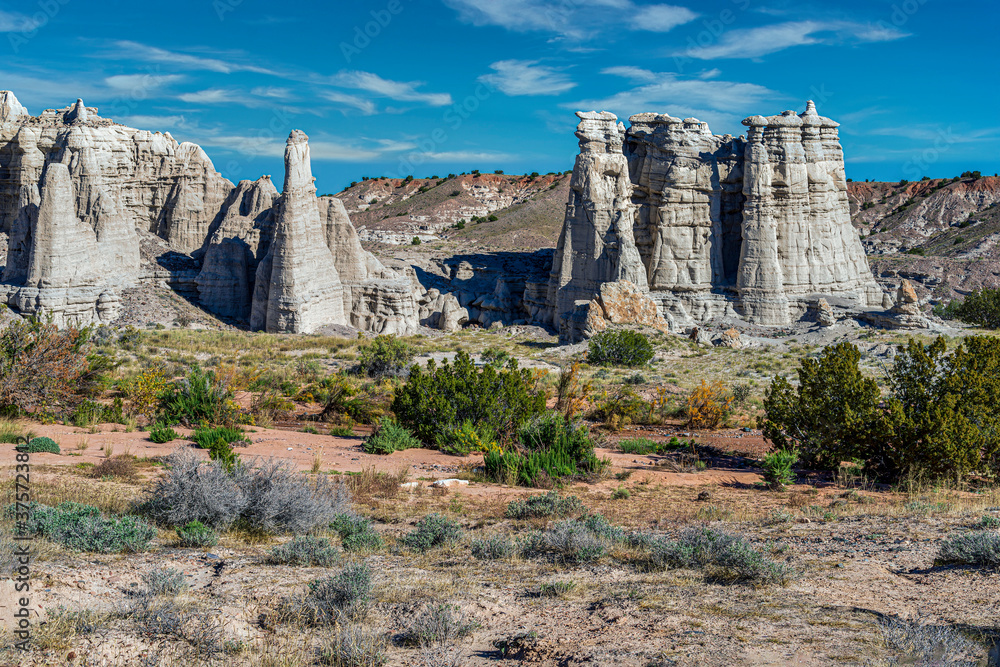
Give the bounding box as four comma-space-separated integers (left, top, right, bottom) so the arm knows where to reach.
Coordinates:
391, 351, 545, 445
763, 343, 890, 470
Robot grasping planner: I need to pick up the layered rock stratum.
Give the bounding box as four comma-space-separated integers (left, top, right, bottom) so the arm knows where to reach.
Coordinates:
0, 92, 421, 333
542, 103, 886, 339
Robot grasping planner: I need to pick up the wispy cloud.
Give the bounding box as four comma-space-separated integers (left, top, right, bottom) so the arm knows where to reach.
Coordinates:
119, 114, 189, 131
0, 10, 42, 32
330, 71, 452, 107
321, 90, 377, 116
479, 60, 576, 96
676, 20, 908, 60
567, 67, 780, 131
179, 88, 244, 105
104, 73, 185, 92
443, 0, 695, 39
631, 4, 698, 32
111, 41, 280, 75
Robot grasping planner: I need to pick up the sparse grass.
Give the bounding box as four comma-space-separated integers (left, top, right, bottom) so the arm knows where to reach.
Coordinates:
0, 418, 33, 444
401, 514, 463, 552
937, 531, 1000, 567
505, 492, 585, 519
267, 535, 340, 567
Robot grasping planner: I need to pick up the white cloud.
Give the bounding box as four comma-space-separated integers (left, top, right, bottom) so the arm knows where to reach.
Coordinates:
104, 73, 185, 92
321, 91, 377, 116
479, 60, 575, 96
443, 0, 694, 39
179, 88, 243, 104
631, 4, 698, 32
111, 41, 279, 75
416, 150, 518, 163
251, 86, 291, 99
330, 71, 452, 107
0, 10, 41, 32
197, 135, 383, 162
677, 20, 908, 60
119, 114, 189, 131
601, 66, 658, 83
569, 68, 780, 131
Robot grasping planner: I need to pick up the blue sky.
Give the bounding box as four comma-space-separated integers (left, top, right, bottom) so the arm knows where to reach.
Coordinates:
2, 0, 997, 191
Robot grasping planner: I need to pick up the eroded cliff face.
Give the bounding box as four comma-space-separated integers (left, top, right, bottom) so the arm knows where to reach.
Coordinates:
546, 102, 884, 337
1, 163, 121, 325
245, 131, 419, 335
0, 92, 421, 334
547, 111, 648, 325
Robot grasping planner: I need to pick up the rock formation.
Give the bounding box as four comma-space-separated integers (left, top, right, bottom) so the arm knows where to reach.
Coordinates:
246, 131, 419, 335
1, 163, 120, 325
545, 102, 885, 339
0, 91, 421, 334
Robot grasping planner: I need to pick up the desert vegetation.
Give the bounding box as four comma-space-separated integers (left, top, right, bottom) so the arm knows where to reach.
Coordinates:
0, 324, 998, 665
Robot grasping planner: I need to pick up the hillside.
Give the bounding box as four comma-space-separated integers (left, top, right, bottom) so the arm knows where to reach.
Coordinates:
847, 175, 1000, 301
330, 171, 571, 251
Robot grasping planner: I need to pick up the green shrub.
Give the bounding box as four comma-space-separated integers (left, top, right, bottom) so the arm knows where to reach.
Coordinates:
435, 419, 496, 456
505, 492, 585, 519
160, 367, 238, 426
881, 336, 1000, 480
611, 487, 630, 500
761, 449, 798, 490
16, 436, 60, 454
485, 413, 608, 487
301, 563, 373, 624
940, 287, 1000, 329
71, 399, 110, 428
587, 330, 654, 367
176, 521, 218, 548
937, 531, 1000, 567
268, 536, 340, 567
976, 515, 1000, 530
763, 342, 890, 471
191, 425, 248, 470
527, 519, 607, 563
362, 418, 420, 455
470, 534, 516, 560
650, 527, 791, 584
330, 514, 384, 552
392, 350, 545, 445
357, 335, 415, 378
329, 426, 355, 437
617, 437, 692, 455
20, 502, 154, 553
148, 424, 178, 444
411, 237, 421, 245
400, 513, 462, 552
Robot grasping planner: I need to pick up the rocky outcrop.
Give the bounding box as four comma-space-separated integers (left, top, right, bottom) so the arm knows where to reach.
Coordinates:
858, 279, 930, 329
247, 131, 420, 335
559, 280, 670, 342
545, 102, 885, 338
250, 131, 347, 334
0, 93, 232, 255
547, 112, 648, 328
1, 163, 119, 325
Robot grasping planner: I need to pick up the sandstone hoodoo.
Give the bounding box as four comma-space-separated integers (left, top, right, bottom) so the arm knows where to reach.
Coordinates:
544, 103, 885, 339
0, 91, 422, 334
0, 90, 908, 338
